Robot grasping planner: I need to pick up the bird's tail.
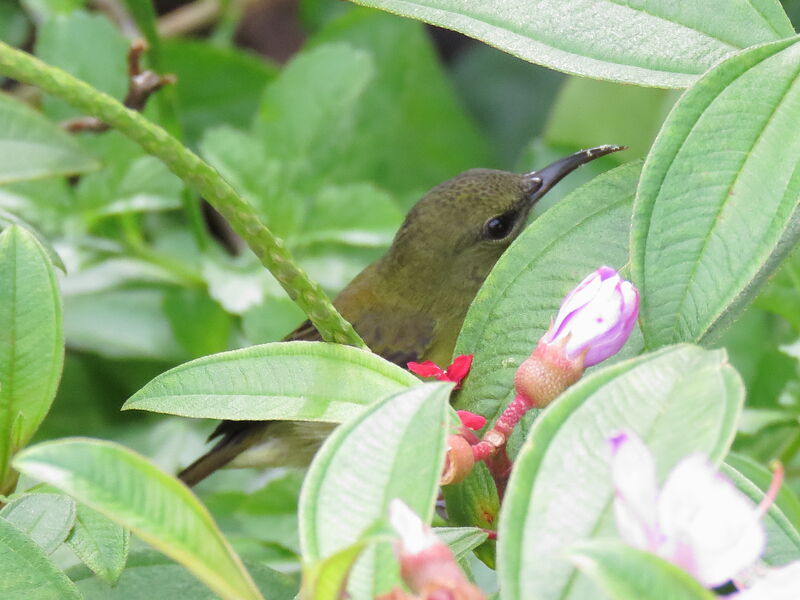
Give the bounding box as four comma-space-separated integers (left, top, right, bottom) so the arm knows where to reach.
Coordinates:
178, 427, 262, 487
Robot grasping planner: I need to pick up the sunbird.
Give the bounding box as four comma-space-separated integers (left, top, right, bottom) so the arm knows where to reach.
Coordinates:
179, 145, 623, 485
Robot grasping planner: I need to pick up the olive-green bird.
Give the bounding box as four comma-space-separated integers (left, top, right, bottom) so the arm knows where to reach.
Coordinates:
179, 145, 623, 486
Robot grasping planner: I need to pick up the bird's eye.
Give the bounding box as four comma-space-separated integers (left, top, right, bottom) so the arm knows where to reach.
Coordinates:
483, 212, 516, 240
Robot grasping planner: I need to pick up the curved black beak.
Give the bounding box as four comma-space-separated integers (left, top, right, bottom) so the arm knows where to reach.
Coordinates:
523, 144, 626, 203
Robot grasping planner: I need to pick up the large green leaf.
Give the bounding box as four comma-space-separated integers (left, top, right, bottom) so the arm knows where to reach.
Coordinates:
0, 225, 64, 493
347, 0, 793, 88
0, 517, 81, 599
569, 540, 715, 600
0, 92, 98, 183
13, 439, 263, 600
632, 38, 800, 349
722, 454, 800, 566
124, 341, 418, 421
454, 162, 642, 426
299, 382, 451, 599
0, 493, 76, 553
498, 345, 743, 600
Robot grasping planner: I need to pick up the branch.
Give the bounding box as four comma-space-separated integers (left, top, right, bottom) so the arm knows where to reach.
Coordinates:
0, 41, 367, 350
62, 39, 175, 133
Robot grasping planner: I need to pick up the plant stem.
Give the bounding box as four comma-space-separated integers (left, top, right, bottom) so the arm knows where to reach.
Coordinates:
0, 41, 366, 349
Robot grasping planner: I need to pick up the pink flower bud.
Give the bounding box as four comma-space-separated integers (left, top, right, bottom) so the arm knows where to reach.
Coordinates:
542, 266, 639, 367
387, 500, 484, 599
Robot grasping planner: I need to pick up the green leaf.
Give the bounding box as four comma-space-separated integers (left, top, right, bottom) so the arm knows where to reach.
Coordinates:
0, 4, 30, 52
0, 492, 76, 553
75, 132, 183, 222
434, 527, 489, 560
299, 382, 451, 598
242, 295, 307, 344
441, 460, 499, 567
161, 40, 277, 145
21, 0, 85, 20
64, 286, 186, 362
0, 208, 66, 271
294, 183, 403, 249
568, 540, 715, 600
67, 503, 130, 585
632, 38, 800, 349
498, 345, 743, 600
163, 288, 232, 359
310, 10, 492, 200
722, 453, 800, 565
300, 540, 371, 600
544, 78, 675, 163
454, 162, 642, 427
449, 44, 564, 166
35, 10, 129, 121
204, 470, 304, 553
70, 549, 298, 600
0, 92, 98, 183
123, 341, 418, 422
256, 43, 374, 190
347, 0, 793, 88
200, 126, 303, 238
0, 516, 82, 600
13, 438, 263, 600
0, 225, 64, 492
756, 247, 800, 332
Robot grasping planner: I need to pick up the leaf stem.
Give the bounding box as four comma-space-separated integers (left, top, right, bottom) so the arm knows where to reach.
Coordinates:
0, 41, 366, 348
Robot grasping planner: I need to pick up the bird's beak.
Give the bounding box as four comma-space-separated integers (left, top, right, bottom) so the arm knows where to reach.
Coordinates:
523, 144, 626, 204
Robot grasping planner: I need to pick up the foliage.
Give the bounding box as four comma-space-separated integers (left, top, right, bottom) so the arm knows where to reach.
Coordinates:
0, 0, 800, 599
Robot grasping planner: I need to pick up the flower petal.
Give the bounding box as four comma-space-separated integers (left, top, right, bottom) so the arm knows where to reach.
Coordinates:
445, 354, 473, 384
658, 454, 765, 587
457, 410, 485, 431
545, 270, 605, 341
609, 430, 661, 551
388, 499, 437, 555
407, 360, 445, 379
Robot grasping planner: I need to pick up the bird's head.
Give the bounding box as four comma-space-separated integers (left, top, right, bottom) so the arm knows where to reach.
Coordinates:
383, 145, 625, 296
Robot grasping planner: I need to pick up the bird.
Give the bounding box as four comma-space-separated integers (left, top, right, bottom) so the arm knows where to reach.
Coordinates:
178, 145, 624, 486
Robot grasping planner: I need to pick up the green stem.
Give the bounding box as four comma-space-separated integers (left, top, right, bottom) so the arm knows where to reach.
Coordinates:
0, 42, 366, 349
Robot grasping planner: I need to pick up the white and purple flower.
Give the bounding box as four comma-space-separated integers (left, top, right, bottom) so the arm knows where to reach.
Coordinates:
609, 430, 766, 588
543, 266, 639, 367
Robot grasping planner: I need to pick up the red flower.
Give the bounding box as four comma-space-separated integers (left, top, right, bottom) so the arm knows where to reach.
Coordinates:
407, 354, 473, 389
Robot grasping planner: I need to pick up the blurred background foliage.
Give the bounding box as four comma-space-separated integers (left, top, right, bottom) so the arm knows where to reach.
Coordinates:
2, 0, 800, 584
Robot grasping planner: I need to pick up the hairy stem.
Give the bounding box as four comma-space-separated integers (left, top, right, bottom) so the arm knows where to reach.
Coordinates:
0, 41, 366, 349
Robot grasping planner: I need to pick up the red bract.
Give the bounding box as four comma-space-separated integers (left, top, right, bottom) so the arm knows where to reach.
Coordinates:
408, 354, 473, 389
456, 410, 486, 431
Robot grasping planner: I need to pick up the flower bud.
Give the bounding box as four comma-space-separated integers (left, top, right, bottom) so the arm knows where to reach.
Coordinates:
514, 267, 638, 409
541, 266, 639, 367
388, 500, 484, 599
